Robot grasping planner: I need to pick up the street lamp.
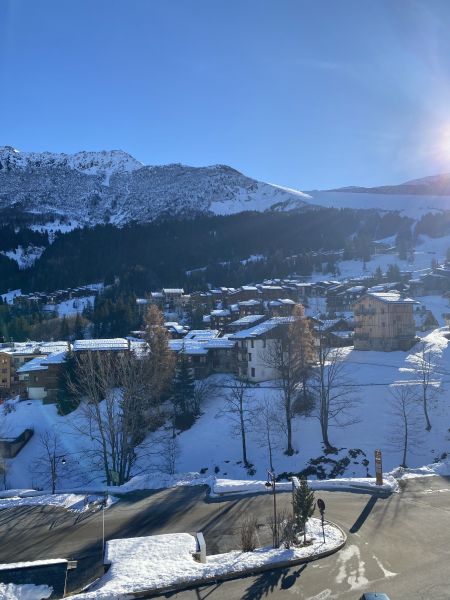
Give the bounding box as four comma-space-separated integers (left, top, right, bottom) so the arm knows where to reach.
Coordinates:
265, 470, 278, 548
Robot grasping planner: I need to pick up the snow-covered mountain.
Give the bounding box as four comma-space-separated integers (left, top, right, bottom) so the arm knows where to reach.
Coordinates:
327, 173, 450, 196
0, 146, 311, 226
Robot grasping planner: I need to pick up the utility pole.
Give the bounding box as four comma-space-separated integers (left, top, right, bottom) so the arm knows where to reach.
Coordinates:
265, 470, 278, 547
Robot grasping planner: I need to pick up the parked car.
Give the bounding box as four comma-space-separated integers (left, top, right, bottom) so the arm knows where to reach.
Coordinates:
359, 594, 391, 600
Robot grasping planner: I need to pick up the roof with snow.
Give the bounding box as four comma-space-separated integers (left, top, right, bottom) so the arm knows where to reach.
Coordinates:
365, 292, 415, 304
211, 309, 231, 317
228, 314, 266, 327
184, 329, 219, 340
238, 299, 261, 306
73, 338, 129, 351
230, 317, 294, 339
17, 350, 68, 373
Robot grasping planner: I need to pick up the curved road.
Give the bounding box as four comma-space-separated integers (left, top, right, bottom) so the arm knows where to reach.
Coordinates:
0, 476, 449, 598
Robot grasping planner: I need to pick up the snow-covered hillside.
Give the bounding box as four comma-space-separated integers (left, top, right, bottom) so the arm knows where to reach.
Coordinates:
305, 189, 450, 219
0, 146, 310, 226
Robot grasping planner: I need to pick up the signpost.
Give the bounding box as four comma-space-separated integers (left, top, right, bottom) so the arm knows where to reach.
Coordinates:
375, 449, 383, 486
317, 498, 326, 542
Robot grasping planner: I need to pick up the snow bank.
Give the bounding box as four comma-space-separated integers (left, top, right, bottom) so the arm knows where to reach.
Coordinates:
72, 520, 345, 599
109, 471, 212, 494
0, 582, 52, 599
389, 460, 450, 480
0, 493, 117, 513
212, 475, 398, 496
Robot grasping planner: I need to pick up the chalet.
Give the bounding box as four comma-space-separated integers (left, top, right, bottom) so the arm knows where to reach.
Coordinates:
0, 341, 69, 392
313, 318, 354, 348
169, 334, 236, 378
231, 317, 294, 383
268, 298, 297, 317
238, 299, 263, 316
17, 351, 67, 402
209, 309, 233, 332
353, 292, 416, 351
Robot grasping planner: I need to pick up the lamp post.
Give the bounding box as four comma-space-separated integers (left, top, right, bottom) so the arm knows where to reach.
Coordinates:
265, 470, 278, 548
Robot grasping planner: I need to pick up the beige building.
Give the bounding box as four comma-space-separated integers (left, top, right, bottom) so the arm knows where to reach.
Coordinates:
353, 292, 416, 351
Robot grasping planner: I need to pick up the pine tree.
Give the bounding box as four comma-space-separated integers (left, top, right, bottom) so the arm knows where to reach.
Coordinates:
293, 478, 315, 543
172, 346, 195, 418
374, 266, 383, 283
59, 316, 70, 340
74, 313, 84, 340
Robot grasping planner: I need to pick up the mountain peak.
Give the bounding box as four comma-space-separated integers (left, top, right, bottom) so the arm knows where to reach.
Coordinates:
0, 146, 143, 177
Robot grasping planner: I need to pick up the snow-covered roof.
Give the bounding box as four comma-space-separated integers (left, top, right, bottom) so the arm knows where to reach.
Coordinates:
73, 338, 129, 351
229, 314, 266, 327
204, 338, 235, 349
17, 350, 67, 373
163, 288, 184, 294
230, 317, 294, 339
169, 340, 208, 355
211, 309, 231, 317
238, 299, 261, 306
184, 330, 219, 340
366, 292, 415, 304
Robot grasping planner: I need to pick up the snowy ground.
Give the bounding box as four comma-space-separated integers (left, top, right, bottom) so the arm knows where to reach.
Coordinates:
0, 245, 46, 269
305, 189, 450, 220
0, 492, 116, 513
47, 295, 95, 317
0, 582, 52, 600
1, 325, 449, 492
72, 519, 345, 599
310, 232, 450, 285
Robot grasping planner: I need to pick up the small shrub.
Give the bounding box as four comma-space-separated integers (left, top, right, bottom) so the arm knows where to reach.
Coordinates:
240, 516, 258, 552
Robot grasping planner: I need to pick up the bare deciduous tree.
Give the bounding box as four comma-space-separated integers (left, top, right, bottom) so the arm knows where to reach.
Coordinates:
160, 431, 180, 475
311, 336, 358, 452
220, 378, 253, 466
262, 306, 314, 455
414, 342, 439, 431
254, 396, 282, 472
192, 378, 216, 417
32, 431, 65, 494
69, 346, 170, 486
388, 385, 422, 468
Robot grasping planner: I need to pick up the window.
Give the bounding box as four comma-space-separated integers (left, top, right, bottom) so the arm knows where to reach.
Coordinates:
248, 353, 252, 362
251, 339, 254, 349
251, 367, 255, 378
262, 339, 266, 348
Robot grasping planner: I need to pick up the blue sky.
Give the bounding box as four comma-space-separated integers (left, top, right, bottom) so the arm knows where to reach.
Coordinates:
2, 0, 450, 189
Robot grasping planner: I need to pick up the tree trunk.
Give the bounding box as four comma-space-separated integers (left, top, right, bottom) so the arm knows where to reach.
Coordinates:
423, 392, 431, 431
240, 409, 248, 465
402, 416, 408, 468
285, 397, 293, 455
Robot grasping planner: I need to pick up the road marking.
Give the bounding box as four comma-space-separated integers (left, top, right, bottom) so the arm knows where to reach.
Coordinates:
335, 544, 369, 590
373, 555, 397, 578
305, 589, 333, 600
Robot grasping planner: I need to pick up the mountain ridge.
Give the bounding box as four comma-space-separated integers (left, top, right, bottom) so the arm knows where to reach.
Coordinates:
0, 146, 311, 226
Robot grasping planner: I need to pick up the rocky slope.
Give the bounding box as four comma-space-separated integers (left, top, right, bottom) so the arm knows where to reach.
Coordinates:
0, 146, 311, 226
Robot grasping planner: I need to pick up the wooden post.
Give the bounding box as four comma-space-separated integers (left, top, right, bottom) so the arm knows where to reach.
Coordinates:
375, 449, 383, 485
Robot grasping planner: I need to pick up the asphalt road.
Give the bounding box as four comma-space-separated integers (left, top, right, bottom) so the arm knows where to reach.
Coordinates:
1, 477, 450, 598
